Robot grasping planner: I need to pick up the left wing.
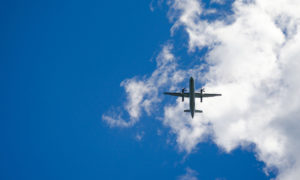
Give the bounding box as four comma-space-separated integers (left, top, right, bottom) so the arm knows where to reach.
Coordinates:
195, 93, 222, 98
164, 92, 189, 97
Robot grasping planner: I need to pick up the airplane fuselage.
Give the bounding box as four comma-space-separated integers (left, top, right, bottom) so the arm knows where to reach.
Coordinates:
189, 77, 195, 118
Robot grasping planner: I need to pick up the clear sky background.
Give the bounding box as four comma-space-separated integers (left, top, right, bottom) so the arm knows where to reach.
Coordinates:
3, 0, 298, 179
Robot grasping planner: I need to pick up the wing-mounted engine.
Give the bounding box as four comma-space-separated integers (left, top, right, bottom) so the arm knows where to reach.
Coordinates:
200, 88, 205, 102
181, 88, 186, 102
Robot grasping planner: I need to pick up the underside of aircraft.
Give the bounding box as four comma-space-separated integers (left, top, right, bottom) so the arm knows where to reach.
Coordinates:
164, 77, 221, 118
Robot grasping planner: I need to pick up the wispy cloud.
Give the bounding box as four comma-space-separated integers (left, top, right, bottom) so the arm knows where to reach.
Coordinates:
135, 131, 145, 141
177, 168, 198, 180
210, 0, 226, 5
102, 44, 188, 127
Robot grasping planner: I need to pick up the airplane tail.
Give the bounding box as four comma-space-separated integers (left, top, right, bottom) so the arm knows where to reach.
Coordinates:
184, 110, 203, 113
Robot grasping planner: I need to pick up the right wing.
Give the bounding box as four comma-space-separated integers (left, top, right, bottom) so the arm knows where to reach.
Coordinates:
195, 93, 222, 98
164, 92, 189, 97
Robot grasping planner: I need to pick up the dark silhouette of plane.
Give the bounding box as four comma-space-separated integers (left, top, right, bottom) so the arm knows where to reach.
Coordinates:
164, 77, 221, 118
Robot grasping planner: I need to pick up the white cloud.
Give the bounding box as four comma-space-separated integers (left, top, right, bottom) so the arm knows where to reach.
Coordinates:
165, 0, 300, 179
177, 168, 198, 180
163, 98, 212, 153
104, 0, 300, 179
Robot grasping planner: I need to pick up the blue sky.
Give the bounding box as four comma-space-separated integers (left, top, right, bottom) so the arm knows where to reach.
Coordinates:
2, 0, 296, 179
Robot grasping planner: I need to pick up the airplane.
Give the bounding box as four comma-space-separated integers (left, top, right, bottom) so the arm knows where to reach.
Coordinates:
164, 77, 222, 118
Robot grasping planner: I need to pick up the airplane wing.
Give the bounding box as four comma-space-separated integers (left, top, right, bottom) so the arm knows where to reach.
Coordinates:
195, 93, 222, 98
164, 92, 189, 97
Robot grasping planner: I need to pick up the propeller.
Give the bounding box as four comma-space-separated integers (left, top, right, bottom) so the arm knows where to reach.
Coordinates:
181, 88, 186, 102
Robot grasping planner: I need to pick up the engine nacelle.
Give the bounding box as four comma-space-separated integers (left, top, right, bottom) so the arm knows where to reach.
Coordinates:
200, 88, 205, 103
182, 88, 185, 102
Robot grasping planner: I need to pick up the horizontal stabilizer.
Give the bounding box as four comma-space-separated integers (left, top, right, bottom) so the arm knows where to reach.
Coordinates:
184, 110, 203, 113
195, 110, 203, 113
